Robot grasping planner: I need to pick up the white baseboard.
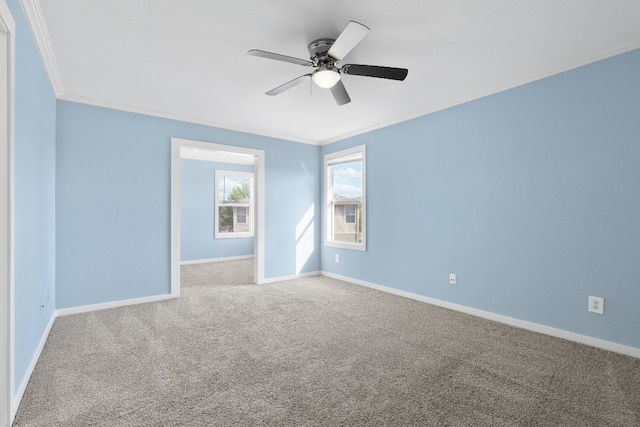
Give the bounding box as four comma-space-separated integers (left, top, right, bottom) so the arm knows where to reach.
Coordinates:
321, 271, 640, 359
180, 255, 254, 265
12, 310, 56, 419
56, 293, 178, 317
260, 271, 320, 285
13, 293, 178, 418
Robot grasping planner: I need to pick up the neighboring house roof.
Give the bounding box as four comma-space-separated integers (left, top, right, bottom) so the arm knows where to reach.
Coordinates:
222, 197, 251, 206
334, 195, 362, 205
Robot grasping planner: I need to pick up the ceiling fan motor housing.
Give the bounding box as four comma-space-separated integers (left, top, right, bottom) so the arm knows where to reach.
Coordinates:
308, 38, 341, 88
308, 38, 336, 64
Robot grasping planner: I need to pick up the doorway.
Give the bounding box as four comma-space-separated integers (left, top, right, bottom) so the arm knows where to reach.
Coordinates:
170, 138, 265, 295
0, 2, 15, 425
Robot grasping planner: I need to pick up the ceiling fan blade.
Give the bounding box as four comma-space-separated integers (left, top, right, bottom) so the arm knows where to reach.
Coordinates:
266, 74, 312, 96
342, 64, 408, 81
247, 49, 313, 67
327, 21, 370, 61
330, 80, 351, 106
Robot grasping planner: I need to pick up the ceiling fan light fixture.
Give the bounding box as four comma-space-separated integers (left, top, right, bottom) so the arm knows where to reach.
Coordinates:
312, 66, 340, 88
248, 21, 408, 105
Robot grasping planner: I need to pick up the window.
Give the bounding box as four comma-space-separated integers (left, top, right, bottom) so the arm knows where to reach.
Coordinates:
236, 206, 247, 224
345, 206, 356, 224
324, 145, 366, 250
215, 170, 254, 238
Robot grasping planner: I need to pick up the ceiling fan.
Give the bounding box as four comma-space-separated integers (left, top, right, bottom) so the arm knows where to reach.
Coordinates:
247, 21, 408, 106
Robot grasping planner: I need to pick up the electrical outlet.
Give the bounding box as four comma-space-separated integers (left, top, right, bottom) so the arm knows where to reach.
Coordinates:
335, 254, 340, 263
588, 296, 604, 314
449, 273, 456, 285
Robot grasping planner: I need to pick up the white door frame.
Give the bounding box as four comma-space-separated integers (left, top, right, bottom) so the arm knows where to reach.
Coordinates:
0, 1, 15, 425
170, 137, 265, 293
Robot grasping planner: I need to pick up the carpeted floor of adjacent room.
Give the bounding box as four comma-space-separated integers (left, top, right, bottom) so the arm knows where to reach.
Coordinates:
12, 259, 640, 426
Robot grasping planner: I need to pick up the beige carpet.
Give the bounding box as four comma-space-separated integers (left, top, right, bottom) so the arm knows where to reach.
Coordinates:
13, 260, 640, 426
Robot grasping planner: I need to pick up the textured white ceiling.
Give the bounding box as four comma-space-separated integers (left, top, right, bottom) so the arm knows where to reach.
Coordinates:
30, 0, 640, 145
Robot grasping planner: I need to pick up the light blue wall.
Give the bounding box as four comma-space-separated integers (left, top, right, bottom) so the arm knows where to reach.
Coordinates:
55, 101, 321, 308
7, 0, 57, 394
181, 159, 254, 261
321, 48, 640, 349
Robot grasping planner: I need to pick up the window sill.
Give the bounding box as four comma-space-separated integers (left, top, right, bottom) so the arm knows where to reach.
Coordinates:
324, 241, 366, 251
214, 233, 254, 239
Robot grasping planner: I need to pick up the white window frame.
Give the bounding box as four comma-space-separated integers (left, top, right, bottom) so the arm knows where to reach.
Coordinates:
215, 170, 254, 239
324, 145, 366, 251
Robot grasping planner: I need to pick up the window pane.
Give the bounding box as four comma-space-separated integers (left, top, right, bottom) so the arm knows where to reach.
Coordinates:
237, 206, 247, 224
332, 161, 362, 202
345, 206, 356, 224
324, 145, 366, 250
332, 162, 362, 243
215, 170, 254, 238
219, 176, 251, 205
218, 206, 234, 233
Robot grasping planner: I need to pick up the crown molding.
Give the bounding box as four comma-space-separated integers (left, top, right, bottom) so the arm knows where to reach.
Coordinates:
20, 0, 64, 97
319, 41, 640, 146
59, 92, 321, 146
17, 1, 640, 148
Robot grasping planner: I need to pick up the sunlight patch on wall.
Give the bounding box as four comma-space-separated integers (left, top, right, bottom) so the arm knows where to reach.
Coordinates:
296, 204, 314, 275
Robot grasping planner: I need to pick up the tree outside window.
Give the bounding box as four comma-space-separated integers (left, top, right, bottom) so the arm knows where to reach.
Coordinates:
215, 171, 253, 238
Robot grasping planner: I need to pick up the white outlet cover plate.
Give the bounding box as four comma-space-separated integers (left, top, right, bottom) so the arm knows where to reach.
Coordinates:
449, 273, 456, 285
588, 296, 604, 314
